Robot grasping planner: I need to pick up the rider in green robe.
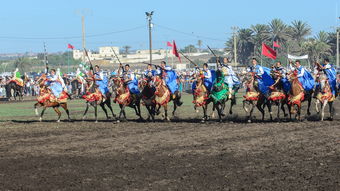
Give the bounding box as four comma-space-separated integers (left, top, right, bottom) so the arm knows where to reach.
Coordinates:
210, 70, 229, 104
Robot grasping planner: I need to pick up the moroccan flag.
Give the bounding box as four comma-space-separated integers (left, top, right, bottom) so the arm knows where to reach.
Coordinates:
67, 43, 74, 49
262, 43, 277, 60
172, 40, 181, 63
167, 41, 173, 47
273, 41, 280, 48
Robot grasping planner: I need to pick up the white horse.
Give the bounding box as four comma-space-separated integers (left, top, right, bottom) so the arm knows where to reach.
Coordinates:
315, 73, 335, 121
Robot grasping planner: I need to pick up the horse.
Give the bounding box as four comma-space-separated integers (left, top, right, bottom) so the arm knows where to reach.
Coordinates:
138, 77, 156, 121
112, 77, 142, 121
6, 78, 24, 101
82, 79, 116, 123
267, 72, 290, 121
315, 73, 335, 121
242, 72, 273, 123
71, 78, 84, 98
153, 75, 182, 121
33, 74, 71, 122
192, 73, 210, 122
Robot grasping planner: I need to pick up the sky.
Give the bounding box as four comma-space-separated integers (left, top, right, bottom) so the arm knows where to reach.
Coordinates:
0, 0, 339, 53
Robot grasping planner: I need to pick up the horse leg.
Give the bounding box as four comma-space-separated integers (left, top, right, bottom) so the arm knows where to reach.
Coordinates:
39, 107, 47, 122
281, 101, 288, 118
53, 107, 62, 123
267, 101, 273, 121
94, 104, 98, 123
215, 104, 223, 122
256, 99, 265, 121
321, 100, 328, 121
229, 97, 236, 115
315, 100, 320, 114
106, 100, 116, 119
307, 95, 312, 116
329, 102, 334, 121
172, 101, 177, 117
277, 101, 281, 122
82, 102, 90, 121
164, 104, 170, 121
34, 103, 41, 116
100, 103, 109, 120
61, 103, 71, 121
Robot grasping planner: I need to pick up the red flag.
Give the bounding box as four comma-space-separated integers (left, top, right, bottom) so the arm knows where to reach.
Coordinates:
262, 43, 277, 59
172, 40, 181, 63
167, 41, 173, 47
67, 43, 74, 49
273, 41, 280, 48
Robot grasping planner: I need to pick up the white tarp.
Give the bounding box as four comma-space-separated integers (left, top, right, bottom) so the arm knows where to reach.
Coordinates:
287, 54, 308, 60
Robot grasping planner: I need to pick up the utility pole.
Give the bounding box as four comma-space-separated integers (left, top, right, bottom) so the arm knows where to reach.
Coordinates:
231, 26, 239, 66
82, 16, 86, 62
337, 17, 340, 68
145, 11, 154, 64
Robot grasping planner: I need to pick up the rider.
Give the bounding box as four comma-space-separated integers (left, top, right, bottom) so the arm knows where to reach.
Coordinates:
319, 58, 337, 96
56, 68, 67, 92
249, 58, 274, 97
123, 64, 140, 95
221, 57, 240, 99
144, 64, 156, 79
11, 68, 24, 87
292, 60, 315, 92
271, 61, 290, 93
46, 69, 63, 98
94, 65, 109, 101
157, 61, 183, 105
192, 63, 213, 92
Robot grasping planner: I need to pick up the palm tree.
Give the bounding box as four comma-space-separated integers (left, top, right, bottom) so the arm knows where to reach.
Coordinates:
289, 20, 312, 53
268, 19, 290, 45
237, 28, 254, 64
251, 24, 270, 57
302, 31, 332, 62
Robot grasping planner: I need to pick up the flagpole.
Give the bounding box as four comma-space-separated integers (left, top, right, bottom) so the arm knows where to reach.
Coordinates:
166, 42, 168, 65
67, 49, 70, 74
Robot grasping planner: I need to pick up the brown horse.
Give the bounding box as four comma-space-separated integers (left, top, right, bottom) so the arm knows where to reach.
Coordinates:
315, 73, 335, 121
287, 71, 306, 121
82, 79, 116, 123
192, 73, 210, 122
242, 72, 273, 122
112, 77, 142, 121
139, 77, 156, 121
34, 74, 71, 122
153, 75, 181, 121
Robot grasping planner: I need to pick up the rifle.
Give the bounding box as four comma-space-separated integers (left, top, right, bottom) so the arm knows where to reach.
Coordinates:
110, 46, 123, 70
207, 45, 222, 67
83, 48, 95, 83
142, 61, 161, 69
179, 51, 198, 68
43, 42, 49, 74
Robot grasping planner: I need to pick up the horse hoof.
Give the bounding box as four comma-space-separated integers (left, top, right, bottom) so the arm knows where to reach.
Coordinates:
57, 120, 60, 123
39, 117, 42, 122
95, 120, 98, 123
247, 119, 252, 123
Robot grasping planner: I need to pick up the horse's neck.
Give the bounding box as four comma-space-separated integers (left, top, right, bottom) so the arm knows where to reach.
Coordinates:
291, 79, 303, 95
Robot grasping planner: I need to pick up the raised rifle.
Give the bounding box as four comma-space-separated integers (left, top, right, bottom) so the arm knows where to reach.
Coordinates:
179, 51, 198, 68
207, 45, 222, 67
43, 42, 49, 74
83, 48, 95, 83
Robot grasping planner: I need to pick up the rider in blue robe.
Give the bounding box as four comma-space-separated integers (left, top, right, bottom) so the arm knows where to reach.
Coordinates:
293, 60, 315, 92
273, 62, 291, 93
94, 65, 109, 97
144, 64, 156, 79
191, 63, 214, 92
46, 69, 63, 98
321, 58, 337, 96
251, 58, 274, 96
123, 64, 140, 94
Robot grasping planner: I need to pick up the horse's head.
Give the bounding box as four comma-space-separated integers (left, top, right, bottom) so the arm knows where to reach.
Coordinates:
319, 73, 330, 93
36, 74, 47, 87
153, 75, 163, 87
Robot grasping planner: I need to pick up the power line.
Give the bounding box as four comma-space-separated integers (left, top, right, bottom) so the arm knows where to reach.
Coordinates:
154, 23, 226, 42
0, 25, 145, 40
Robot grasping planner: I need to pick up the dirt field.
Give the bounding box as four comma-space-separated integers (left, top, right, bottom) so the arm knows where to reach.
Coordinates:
0, 97, 340, 190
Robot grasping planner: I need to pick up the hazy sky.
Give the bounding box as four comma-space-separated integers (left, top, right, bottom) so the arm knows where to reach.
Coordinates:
0, 0, 339, 53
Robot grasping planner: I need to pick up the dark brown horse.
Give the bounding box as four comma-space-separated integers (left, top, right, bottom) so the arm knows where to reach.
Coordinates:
34, 74, 71, 122
139, 77, 156, 121
82, 79, 116, 123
